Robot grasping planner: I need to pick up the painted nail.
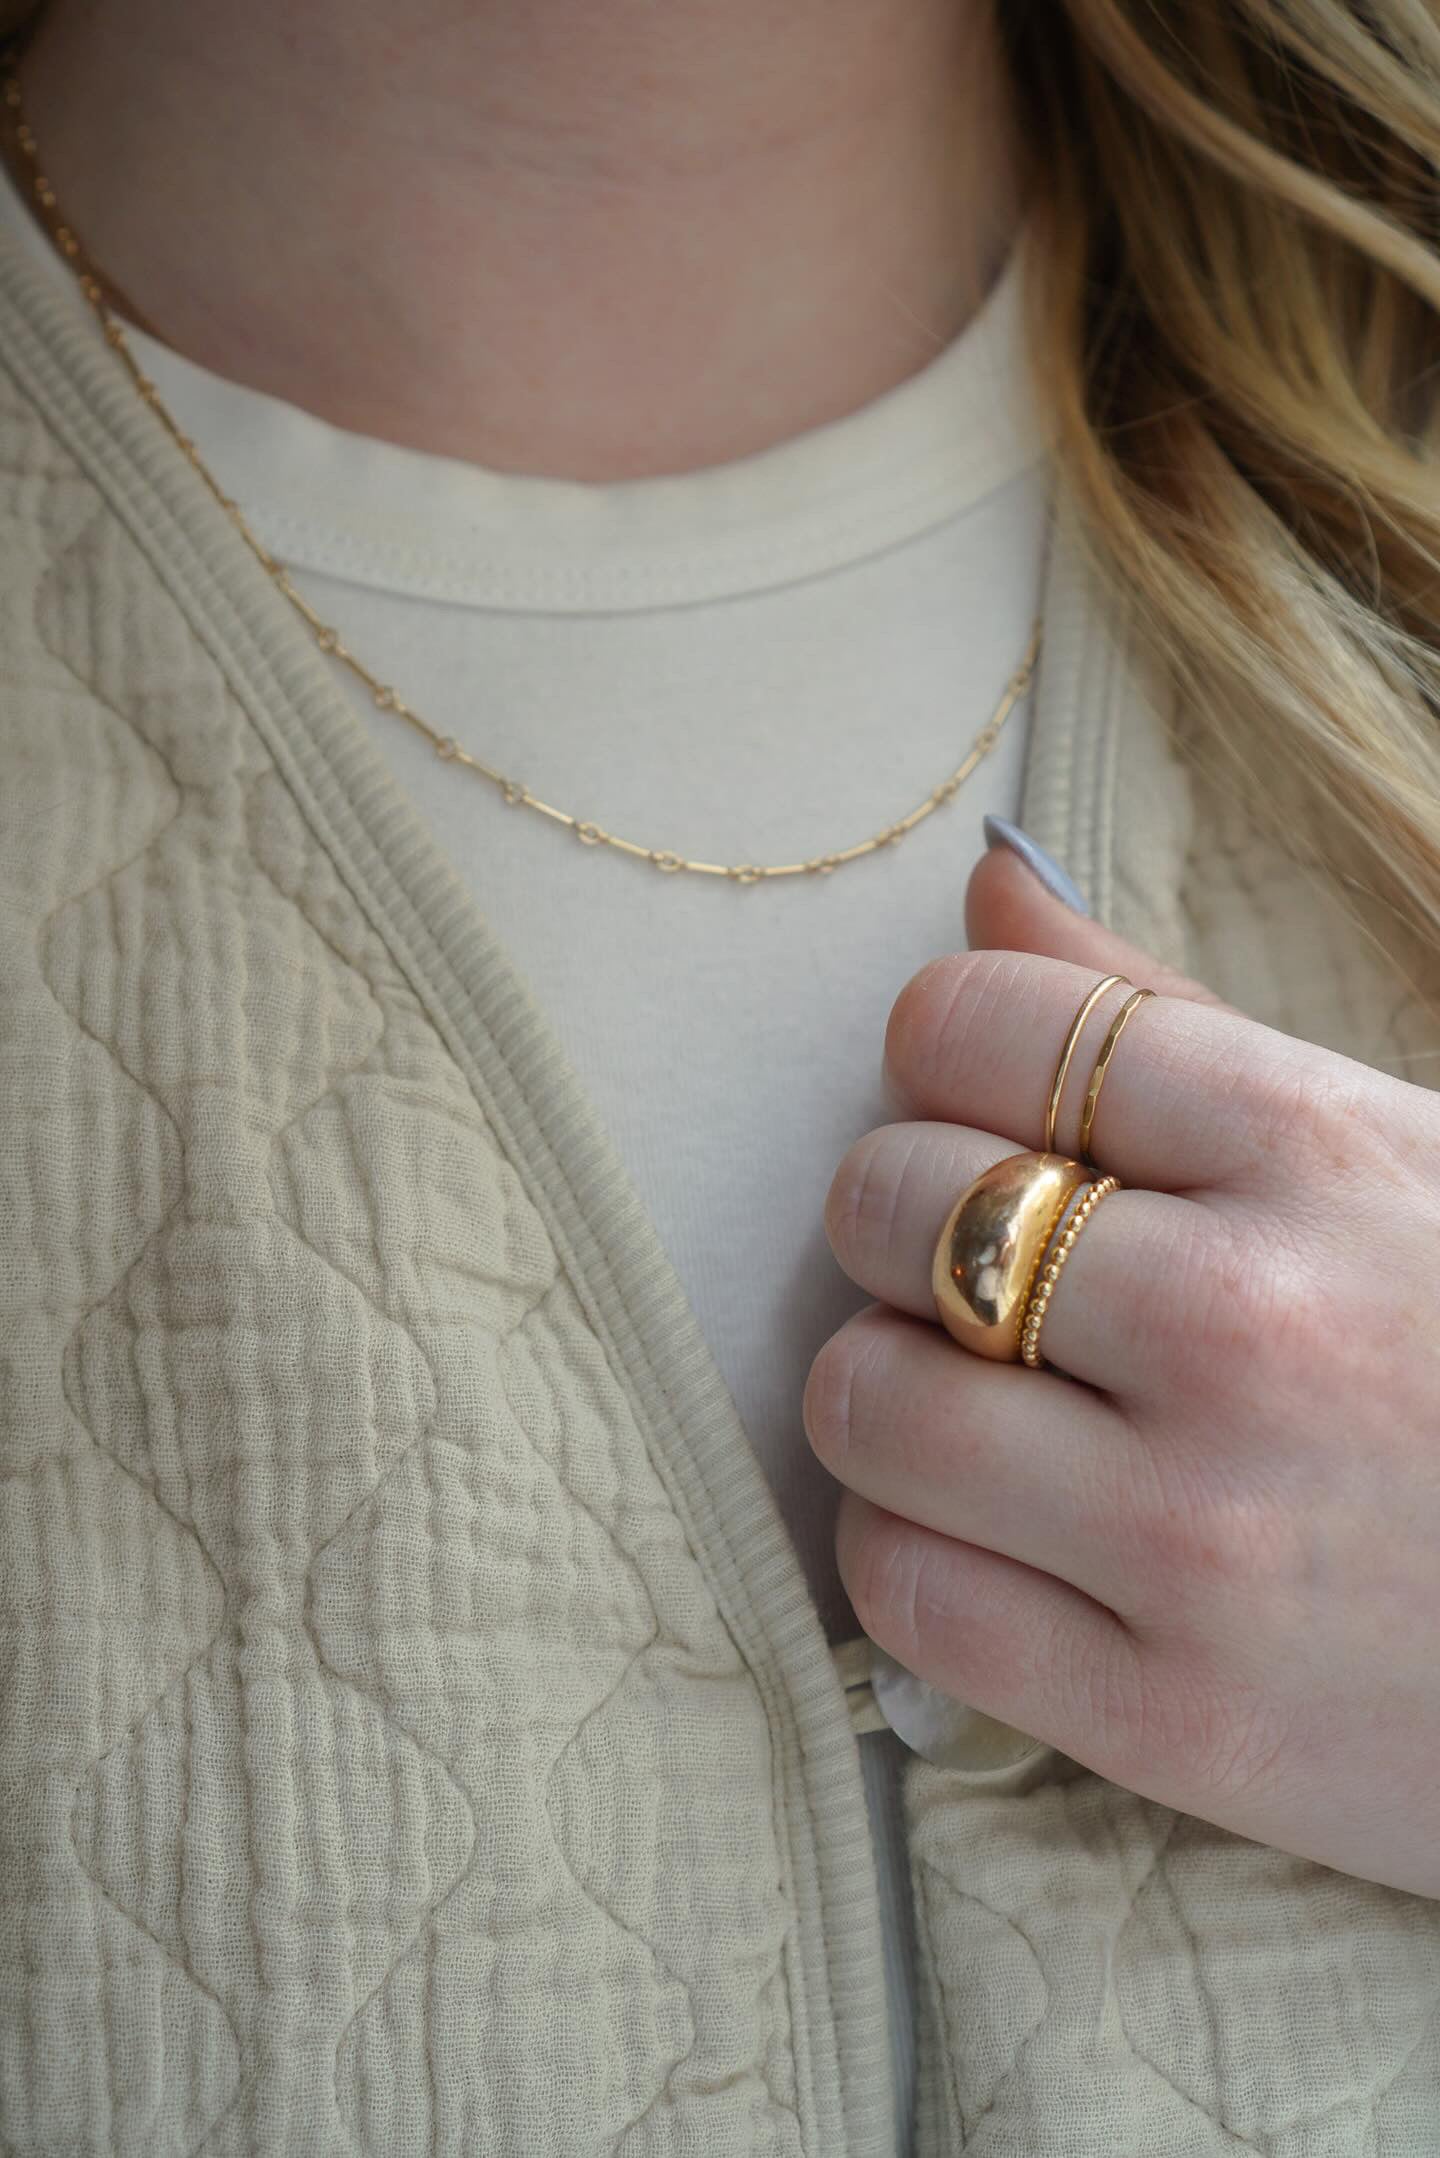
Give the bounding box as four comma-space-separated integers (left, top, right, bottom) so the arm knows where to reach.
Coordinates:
982, 815, 1090, 915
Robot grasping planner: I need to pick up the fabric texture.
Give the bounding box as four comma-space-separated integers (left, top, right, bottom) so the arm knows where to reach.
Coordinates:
905, 504, 1440, 2156
910, 1764, 1440, 2155
0, 169, 1058, 2155
0, 169, 1059, 2158
0, 233, 890, 2154
0, 217, 1438, 2157
0, 163, 1051, 1648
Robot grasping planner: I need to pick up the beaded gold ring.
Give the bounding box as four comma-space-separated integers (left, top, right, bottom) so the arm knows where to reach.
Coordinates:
1019, 1176, 1120, 1368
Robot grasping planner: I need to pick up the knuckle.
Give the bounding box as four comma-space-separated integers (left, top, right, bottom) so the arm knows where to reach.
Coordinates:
1127, 1657, 1296, 1807
1132, 1471, 1296, 1604
1164, 1216, 1318, 1392
1251, 1250, 1330, 1376
802, 1333, 856, 1473
885, 948, 1024, 1107
841, 1509, 929, 1663
824, 1128, 903, 1272
803, 1311, 891, 1475
1240, 1050, 1379, 1183
1055, 1618, 1143, 1758
1182, 1260, 1273, 1377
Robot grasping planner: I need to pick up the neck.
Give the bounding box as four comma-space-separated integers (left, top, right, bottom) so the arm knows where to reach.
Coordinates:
18, 0, 1023, 479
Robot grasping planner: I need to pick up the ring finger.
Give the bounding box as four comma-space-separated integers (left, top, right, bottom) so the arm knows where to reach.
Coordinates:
824, 1119, 1217, 1395
803, 1302, 1153, 1607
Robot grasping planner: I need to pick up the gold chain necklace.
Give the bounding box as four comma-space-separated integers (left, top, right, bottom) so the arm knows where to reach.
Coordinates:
2, 61, 1040, 886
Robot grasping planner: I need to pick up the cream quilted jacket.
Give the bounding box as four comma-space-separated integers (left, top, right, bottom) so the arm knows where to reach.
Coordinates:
1, 221, 1438, 2158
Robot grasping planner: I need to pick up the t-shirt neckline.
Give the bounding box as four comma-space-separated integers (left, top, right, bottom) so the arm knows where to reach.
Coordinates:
0, 163, 1046, 614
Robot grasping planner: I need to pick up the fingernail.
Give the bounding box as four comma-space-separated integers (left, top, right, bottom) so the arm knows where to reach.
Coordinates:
982, 815, 1090, 915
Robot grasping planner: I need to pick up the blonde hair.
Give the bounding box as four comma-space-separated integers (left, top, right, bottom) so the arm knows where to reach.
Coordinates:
1006, 0, 1440, 962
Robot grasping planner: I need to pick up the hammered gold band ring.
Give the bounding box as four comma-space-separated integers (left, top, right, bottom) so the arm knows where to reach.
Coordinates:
1043, 973, 1125, 1154
1079, 988, 1155, 1167
931, 972, 1154, 1367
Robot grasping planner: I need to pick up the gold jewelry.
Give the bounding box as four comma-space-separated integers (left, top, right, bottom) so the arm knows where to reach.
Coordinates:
1019, 1175, 1119, 1367
932, 1151, 1091, 1361
1, 61, 1040, 890
1043, 974, 1127, 1152
1077, 988, 1154, 1166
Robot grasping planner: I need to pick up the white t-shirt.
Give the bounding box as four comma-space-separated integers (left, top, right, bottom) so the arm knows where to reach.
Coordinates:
2, 168, 1051, 2150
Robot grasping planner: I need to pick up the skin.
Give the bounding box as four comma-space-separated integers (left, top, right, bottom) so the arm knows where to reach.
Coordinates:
20, 0, 1438, 1894
19, 0, 1021, 476
810, 842, 1440, 1897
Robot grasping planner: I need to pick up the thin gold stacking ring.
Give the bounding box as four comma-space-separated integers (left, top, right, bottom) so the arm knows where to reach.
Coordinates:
1078, 988, 1156, 1166
1044, 975, 1128, 1152
1020, 1176, 1120, 1368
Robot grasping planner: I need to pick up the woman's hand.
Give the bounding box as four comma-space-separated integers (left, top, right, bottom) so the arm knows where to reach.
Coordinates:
807, 839, 1440, 1896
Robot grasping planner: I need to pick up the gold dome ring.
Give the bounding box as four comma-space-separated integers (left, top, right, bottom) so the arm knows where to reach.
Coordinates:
931, 1151, 1094, 1362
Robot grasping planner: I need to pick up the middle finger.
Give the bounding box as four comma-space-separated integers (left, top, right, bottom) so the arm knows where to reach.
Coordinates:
825, 1119, 1217, 1396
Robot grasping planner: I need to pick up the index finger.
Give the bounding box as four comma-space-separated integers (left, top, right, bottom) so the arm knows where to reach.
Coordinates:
884, 950, 1324, 1193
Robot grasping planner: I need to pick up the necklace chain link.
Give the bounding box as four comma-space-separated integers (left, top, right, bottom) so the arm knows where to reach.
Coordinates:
2, 59, 1040, 886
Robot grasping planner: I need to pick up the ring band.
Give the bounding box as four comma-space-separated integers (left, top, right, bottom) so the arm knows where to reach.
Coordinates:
1078, 988, 1155, 1167
932, 1150, 1091, 1361
1019, 1176, 1120, 1368
1044, 974, 1128, 1153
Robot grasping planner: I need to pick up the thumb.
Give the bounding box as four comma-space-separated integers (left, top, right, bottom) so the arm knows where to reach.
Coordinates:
967, 817, 1229, 1009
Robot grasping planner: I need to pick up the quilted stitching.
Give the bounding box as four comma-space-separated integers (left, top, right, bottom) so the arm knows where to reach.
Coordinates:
1115, 1817, 1440, 2148
913, 1856, 1047, 2150
910, 580, 1440, 2158
0, 384, 805, 2153
910, 1666, 1440, 2154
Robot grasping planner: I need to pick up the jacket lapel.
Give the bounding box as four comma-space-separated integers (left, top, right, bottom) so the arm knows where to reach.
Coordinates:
1020, 490, 1196, 973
